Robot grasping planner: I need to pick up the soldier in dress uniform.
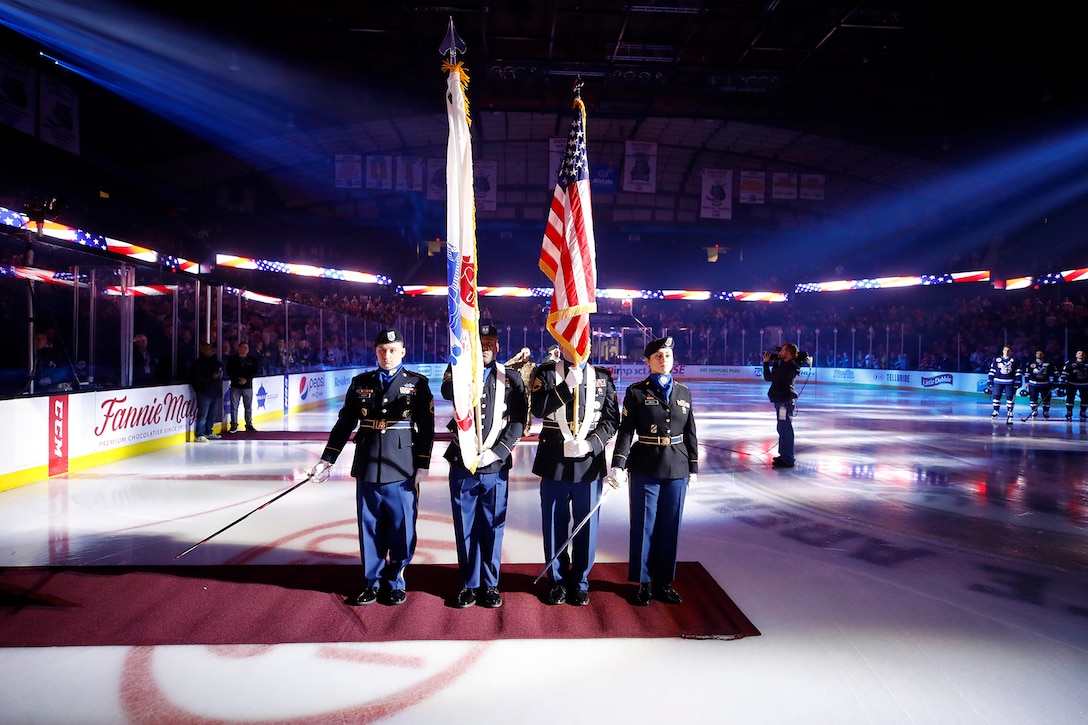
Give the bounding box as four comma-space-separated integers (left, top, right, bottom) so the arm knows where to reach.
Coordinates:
441, 324, 527, 609
529, 343, 620, 606
610, 336, 698, 606
503, 344, 561, 435
504, 346, 537, 435
312, 329, 434, 606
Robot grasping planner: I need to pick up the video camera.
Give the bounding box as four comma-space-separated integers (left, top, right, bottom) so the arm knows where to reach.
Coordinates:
765, 346, 810, 365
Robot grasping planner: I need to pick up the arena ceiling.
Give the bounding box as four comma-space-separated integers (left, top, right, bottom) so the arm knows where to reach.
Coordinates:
139, 0, 1085, 158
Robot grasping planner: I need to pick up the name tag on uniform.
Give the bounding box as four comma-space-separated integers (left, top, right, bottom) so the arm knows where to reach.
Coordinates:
644, 398, 659, 405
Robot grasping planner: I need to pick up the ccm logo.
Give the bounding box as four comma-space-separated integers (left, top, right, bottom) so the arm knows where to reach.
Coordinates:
52, 398, 65, 457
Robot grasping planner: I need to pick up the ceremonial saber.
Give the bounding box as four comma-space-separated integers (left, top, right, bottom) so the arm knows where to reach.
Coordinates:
175, 473, 315, 559
533, 481, 615, 585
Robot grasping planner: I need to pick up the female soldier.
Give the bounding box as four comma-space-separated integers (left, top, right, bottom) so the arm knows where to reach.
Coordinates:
610, 336, 698, 606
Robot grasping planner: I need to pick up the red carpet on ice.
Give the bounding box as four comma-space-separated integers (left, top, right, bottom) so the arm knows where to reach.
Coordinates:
0, 562, 759, 647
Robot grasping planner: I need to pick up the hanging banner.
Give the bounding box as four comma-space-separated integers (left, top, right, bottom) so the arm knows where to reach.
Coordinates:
739, 170, 766, 204
548, 137, 564, 189
334, 154, 362, 189
39, 75, 79, 155
365, 155, 394, 189
0, 51, 36, 136
591, 161, 617, 196
426, 157, 446, 201
700, 169, 733, 220
623, 140, 657, 193
474, 159, 498, 212
396, 156, 425, 192
771, 172, 798, 200
800, 173, 826, 200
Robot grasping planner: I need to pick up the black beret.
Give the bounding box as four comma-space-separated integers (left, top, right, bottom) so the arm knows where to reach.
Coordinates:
374, 329, 405, 346
480, 324, 499, 338
644, 336, 674, 358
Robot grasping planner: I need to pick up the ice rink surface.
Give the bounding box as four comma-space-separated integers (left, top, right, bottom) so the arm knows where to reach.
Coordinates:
1, 378, 1086, 724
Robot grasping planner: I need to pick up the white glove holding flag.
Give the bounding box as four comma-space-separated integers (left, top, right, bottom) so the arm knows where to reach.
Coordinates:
307, 460, 332, 483
477, 449, 501, 468
565, 365, 583, 388
563, 439, 592, 458
608, 467, 629, 489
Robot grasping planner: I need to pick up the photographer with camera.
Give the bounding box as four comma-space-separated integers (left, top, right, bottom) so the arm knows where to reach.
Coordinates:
763, 343, 804, 468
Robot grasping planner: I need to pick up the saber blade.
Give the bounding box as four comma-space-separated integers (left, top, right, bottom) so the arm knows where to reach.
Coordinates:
533, 482, 613, 585
175, 473, 314, 559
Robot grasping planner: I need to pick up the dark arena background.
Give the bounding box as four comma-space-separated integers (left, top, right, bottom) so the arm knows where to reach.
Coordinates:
1, 3, 1086, 723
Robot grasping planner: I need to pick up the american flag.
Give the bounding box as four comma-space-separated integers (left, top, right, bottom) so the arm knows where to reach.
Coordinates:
254, 259, 291, 274
1, 265, 77, 287
0, 207, 27, 229
540, 96, 597, 365
74, 229, 108, 250
445, 61, 483, 472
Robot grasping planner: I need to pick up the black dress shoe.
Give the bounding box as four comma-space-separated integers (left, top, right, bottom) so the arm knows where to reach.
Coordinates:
345, 586, 379, 606
385, 589, 407, 605
772, 458, 795, 468
654, 583, 683, 605
480, 586, 503, 608
546, 583, 567, 605
454, 588, 477, 608
634, 583, 653, 606
568, 588, 590, 606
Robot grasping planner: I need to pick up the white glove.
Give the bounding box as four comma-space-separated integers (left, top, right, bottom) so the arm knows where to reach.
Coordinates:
608, 467, 629, 488
477, 449, 501, 468
688, 473, 697, 486
308, 460, 332, 483
415, 467, 429, 483
563, 439, 592, 458
565, 364, 583, 388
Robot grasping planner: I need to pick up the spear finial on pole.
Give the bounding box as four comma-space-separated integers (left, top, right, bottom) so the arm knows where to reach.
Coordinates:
440, 16, 467, 64
572, 75, 584, 100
